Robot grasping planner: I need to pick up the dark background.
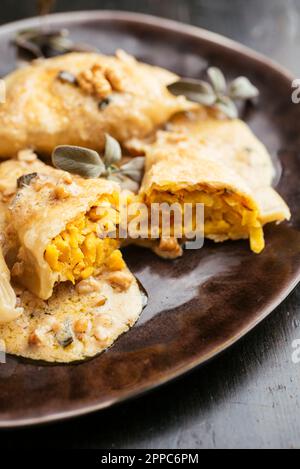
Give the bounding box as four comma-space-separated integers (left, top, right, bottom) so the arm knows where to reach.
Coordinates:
1, 0, 300, 75
1, 0, 300, 449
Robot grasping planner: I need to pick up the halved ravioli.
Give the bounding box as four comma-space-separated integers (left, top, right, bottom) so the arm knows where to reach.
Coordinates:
139, 132, 290, 257
0, 155, 145, 361
0, 51, 194, 158
8, 168, 129, 300
0, 267, 144, 362
0, 150, 65, 269
0, 152, 132, 300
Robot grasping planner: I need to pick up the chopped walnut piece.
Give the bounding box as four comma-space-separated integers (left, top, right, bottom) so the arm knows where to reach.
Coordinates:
107, 271, 133, 292
165, 132, 190, 144
17, 149, 37, 163
116, 49, 136, 65
33, 177, 55, 192
154, 238, 183, 259
11, 261, 24, 277
2, 188, 15, 198
93, 325, 110, 343
159, 237, 182, 253
1, 188, 16, 203
14, 286, 24, 296
28, 330, 43, 346
29, 319, 60, 347
104, 67, 124, 92
75, 277, 102, 295
77, 62, 126, 99
77, 64, 112, 99
74, 318, 91, 335
53, 185, 70, 200
45, 317, 61, 333
95, 314, 113, 328
95, 296, 107, 307
62, 174, 73, 185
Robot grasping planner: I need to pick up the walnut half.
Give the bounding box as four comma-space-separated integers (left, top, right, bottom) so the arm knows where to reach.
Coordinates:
107, 271, 133, 292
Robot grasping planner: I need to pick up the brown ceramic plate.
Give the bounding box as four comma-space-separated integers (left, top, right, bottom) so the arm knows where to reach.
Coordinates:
0, 11, 299, 428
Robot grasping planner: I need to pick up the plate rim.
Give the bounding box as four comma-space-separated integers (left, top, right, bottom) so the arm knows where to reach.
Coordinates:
0, 9, 298, 428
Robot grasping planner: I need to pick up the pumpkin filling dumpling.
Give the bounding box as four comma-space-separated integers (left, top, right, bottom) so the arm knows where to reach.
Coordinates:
0, 152, 124, 282
0, 51, 194, 158
0, 155, 145, 363
139, 140, 290, 258
7, 165, 130, 300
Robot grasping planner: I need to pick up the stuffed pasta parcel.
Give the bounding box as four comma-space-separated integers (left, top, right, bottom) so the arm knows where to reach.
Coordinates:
138, 112, 290, 258
0, 154, 144, 362
0, 51, 194, 158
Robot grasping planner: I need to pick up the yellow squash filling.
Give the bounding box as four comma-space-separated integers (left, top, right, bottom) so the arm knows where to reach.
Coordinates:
147, 188, 265, 253
44, 194, 125, 283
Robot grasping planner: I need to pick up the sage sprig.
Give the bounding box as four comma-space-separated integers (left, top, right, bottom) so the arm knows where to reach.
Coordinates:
168, 67, 259, 119
52, 134, 145, 191
14, 28, 97, 60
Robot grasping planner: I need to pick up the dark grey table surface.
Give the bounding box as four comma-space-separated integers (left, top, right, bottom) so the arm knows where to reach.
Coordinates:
0, 0, 300, 449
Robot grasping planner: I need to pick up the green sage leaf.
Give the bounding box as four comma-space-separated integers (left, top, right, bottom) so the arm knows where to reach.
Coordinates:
229, 76, 259, 100
14, 28, 98, 60
214, 98, 238, 119
104, 134, 122, 166
17, 173, 38, 189
108, 173, 140, 193
14, 30, 43, 58
119, 156, 145, 183
168, 79, 216, 106
207, 67, 227, 94
52, 145, 106, 178
99, 97, 111, 111
56, 319, 74, 348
